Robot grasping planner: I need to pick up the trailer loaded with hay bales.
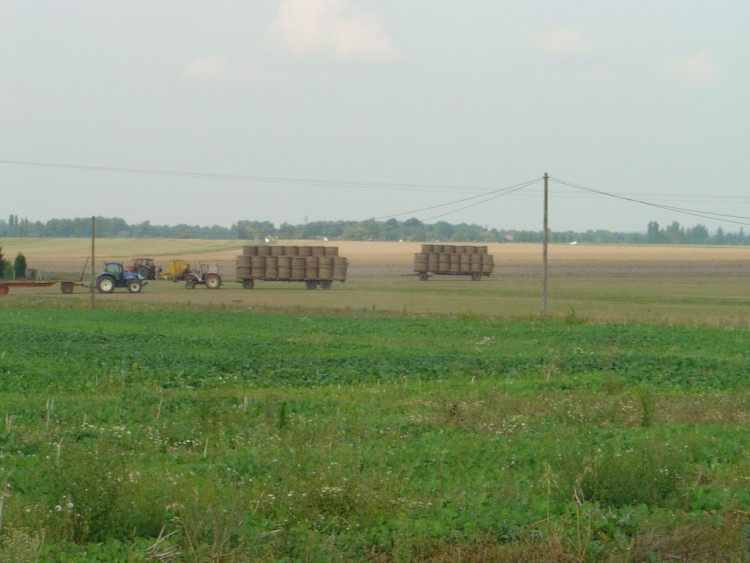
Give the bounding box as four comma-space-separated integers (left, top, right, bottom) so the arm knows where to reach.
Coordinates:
236, 245, 348, 289
414, 244, 494, 281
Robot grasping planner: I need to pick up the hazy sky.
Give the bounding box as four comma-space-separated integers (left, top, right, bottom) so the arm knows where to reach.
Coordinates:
1, 1, 749, 233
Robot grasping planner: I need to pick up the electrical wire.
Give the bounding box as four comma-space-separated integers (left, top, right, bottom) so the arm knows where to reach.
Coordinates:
373, 178, 541, 220
0, 159, 515, 196
551, 176, 750, 226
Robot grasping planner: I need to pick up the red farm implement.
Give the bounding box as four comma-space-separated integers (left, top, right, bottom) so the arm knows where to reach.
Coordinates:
0, 259, 89, 295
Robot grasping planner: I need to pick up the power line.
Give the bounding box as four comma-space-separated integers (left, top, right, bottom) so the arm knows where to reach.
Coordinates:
374, 178, 541, 221
551, 176, 750, 226
0, 159, 513, 195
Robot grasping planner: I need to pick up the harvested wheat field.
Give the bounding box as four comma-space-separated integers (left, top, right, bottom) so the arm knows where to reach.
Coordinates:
2, 238, 748, 325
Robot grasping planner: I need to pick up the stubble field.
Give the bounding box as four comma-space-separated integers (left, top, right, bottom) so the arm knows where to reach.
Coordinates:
2, 238, 749, 324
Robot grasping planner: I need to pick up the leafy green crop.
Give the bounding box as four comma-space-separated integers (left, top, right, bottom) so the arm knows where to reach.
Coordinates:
0, 308, 748, 560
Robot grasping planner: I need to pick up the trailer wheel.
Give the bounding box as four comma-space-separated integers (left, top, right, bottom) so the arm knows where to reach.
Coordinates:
97, 276, 115, 293
0, 285, 8, 295
185, 278, 197, 289
127, 279, 143, 293
418, 272, 429, 281
204, 273, 221, 289
305, 280, 317, 290
471, 273, 482, 281
320, 280, 332, 290
242, 279, 254, 289
60, 282, 74, 294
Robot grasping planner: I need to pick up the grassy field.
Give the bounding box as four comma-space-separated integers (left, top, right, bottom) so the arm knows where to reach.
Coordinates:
1, 308, 749, 560
1, 239, 749, 560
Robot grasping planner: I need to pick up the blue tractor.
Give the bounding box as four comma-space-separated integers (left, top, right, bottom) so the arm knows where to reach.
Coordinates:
96, 261, 145, 293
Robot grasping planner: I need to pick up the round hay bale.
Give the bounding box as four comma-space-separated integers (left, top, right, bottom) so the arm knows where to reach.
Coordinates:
291, 257, 306, 280
481, 254, 494, 274
299, 246, 313, 257
427, 254, 438, 271
450, 253, 461, 272
460, 253, 471, 272
251, 255, 266, 278
318, 256, 333, 279
286, 246, 299, 256
422, 244, 435, 253
305, 256, 318, 278
243, 246, 258, 256
414, 253, 428, 270
271, 245, 285, 256
258, 246, 272, 256
437, 253, 450, 271
312, 246, 326, 257
332, 257, 348, 280
324, 247, 339, 256
265, 256, 278, 279
277, 256, 292, 279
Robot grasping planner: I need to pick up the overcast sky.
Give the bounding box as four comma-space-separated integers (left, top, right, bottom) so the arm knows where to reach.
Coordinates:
1, 0, 749, 233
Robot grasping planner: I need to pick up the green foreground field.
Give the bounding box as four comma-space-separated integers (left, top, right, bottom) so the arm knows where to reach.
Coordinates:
1, 305, 749, 561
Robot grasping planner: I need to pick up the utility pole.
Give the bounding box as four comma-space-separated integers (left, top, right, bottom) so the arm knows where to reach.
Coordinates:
541, 172, 549, 319
90, 216, 95, 310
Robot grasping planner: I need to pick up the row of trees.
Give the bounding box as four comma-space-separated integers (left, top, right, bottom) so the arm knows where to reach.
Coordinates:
0, 214, 747, 245
0, 245, 27, 279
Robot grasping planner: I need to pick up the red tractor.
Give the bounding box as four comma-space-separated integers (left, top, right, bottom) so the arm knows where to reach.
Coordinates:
127, 258, 159, 280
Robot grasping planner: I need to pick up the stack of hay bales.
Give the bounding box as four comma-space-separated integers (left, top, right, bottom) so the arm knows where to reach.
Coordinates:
414, 244, 493, 278
236, 246, 347, 282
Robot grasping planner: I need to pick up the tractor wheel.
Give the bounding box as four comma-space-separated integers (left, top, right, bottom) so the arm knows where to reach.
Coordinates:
60, 282, 74, 294
204, 273, 221, 289
137, 266, 150, 279
97, 276, 115, 293
185, 278, 197, 289
242, 279, 254, 290
127, 279, 143, 293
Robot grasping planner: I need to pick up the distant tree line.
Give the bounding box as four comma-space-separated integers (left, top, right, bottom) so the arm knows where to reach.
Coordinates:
0, 214, 747, 245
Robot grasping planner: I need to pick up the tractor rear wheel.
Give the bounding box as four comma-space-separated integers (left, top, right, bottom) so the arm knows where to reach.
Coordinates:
127, 279, 143, 293
97, 276, 115, 293
137, 266, 150, 279
204, 273, 221, 289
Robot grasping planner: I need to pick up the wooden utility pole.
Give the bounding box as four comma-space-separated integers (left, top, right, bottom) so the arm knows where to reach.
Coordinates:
541, 172, 549, 319
90, 216, 95, 310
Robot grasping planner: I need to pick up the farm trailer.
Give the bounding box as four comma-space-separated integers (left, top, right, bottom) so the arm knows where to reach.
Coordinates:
414, 244, 494, 281
0, 258, 89, 295
236, 245, 348, 289
0, 279, 85, 295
